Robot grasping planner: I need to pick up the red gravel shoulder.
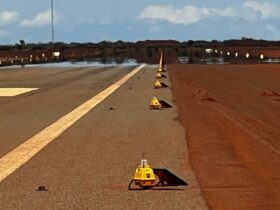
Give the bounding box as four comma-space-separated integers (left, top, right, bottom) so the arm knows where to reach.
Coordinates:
169, 64, 280, 210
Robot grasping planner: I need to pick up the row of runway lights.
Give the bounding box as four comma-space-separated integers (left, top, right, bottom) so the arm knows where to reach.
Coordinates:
0, 52, 61, 65
130, 51, 189, 190
150, 51, 170, 110
206, 49, 265, 60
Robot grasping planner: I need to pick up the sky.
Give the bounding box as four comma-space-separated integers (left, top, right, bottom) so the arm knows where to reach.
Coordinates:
0, 0, 280, 44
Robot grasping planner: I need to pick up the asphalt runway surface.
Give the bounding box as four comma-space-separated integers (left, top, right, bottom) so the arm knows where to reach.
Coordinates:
169, 64, 280, 210
0, 65, 207, 210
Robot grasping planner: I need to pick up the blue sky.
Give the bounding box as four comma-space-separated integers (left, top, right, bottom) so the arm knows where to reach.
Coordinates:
0, 0, 280, 44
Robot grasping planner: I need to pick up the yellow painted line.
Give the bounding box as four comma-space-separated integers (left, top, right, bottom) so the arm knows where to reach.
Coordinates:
0, 88, 38, 96
0, 64, 146, 183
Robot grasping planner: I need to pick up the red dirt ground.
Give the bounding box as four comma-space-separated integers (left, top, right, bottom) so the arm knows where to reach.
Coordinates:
169, 64, 280, 210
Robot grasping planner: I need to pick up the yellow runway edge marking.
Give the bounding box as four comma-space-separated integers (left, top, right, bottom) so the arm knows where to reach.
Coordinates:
0, 88, 38, 97
0, 64, 146, 183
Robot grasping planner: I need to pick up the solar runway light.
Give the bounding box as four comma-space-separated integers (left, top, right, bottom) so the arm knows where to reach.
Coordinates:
128, 158, 188, 190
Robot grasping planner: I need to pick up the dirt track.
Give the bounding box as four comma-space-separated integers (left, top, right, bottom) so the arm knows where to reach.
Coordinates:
169, 64, 280, 210
0, 65, 207, 210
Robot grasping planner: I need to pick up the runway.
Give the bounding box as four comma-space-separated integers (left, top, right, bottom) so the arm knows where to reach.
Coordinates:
0, 65, 207, 210
0, 65, 145, 183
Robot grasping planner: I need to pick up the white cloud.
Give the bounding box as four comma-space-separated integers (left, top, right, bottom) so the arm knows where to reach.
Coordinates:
139, 5, 208, 25
244, 1, 280, 19
20, 10, 61, 27
210, 7, 236, 17
138, 5, 237, 25
0, 11, 20, 26
139, 2, 280, 25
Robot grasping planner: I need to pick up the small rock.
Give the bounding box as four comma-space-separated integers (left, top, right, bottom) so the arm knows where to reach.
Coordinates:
36, 186, 48, 191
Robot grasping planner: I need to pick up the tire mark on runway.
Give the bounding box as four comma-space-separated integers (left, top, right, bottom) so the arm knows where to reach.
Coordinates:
0, 64, 146, 183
